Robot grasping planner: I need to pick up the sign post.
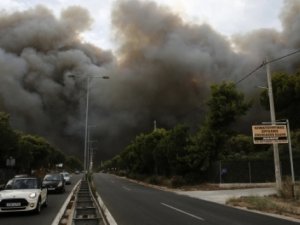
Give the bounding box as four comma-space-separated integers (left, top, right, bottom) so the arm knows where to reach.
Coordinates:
252, 122, 296, 197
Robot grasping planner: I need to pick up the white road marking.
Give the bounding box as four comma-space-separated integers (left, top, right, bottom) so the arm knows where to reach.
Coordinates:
122, 186, 131, 191
161, 202, 204, 221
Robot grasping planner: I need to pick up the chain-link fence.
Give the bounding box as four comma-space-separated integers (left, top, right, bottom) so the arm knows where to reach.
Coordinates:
207, 158, 300, 184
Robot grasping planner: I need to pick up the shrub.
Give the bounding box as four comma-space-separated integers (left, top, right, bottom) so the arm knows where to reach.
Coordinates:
170, 176, 186, 188
280, 176, 294, 199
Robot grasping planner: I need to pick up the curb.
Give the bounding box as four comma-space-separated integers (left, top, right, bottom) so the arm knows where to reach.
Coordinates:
96, 192, 118, 225
51, 180, 81, 225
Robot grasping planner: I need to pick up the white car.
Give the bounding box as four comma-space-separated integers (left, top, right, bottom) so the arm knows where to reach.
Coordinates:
60, 172, 71, 184
0, 177, 48, 214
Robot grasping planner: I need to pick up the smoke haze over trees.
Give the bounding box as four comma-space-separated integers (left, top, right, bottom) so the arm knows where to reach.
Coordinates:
0, 0, 300, 161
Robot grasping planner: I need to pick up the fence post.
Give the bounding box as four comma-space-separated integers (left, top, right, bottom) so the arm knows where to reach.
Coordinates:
219, 161, 222, 184
248, 161, 252, 183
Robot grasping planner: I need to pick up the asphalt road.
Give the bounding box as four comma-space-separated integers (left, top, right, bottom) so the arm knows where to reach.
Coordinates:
0, 173, 82, 225
93, 173, 300, 225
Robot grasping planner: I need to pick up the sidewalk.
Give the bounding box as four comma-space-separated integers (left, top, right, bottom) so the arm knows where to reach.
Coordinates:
176, 187, 277, 204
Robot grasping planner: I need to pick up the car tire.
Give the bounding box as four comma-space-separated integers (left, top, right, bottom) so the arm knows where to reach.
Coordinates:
43, 196, 48, 207
34, 198, 41, 214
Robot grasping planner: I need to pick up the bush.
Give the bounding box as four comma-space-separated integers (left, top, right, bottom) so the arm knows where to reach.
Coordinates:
170, 176, 186, 188
280, 176, 295, 199
146, 176, 162, 185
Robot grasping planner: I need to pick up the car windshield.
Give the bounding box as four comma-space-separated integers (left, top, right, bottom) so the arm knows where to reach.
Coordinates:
62, 173, 69, 177
44, 174, 61, 181
9, 178, 38, 189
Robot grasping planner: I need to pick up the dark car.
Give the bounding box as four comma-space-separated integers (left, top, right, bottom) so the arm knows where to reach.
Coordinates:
42, 173, 65, 193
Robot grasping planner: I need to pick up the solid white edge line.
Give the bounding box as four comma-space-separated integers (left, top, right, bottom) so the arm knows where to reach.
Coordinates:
96, 193, 118, 225
51, 179, 81, 225
161, 202, 204, 221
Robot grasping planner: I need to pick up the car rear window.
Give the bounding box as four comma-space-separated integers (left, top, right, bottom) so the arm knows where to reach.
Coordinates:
44, 174, 62, 181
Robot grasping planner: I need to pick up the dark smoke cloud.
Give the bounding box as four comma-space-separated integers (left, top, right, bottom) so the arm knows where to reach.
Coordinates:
0, 0, 300, 162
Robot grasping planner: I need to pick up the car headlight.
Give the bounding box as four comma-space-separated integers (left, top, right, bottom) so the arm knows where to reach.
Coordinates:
29, 192, 37, 199
58, 181, 63, 187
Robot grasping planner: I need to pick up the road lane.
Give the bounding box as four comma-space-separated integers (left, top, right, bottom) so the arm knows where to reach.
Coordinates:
94, 173, 299, 225
0, 173, 82, 225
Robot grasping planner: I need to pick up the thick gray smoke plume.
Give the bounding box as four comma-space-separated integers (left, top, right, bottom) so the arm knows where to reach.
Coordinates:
0, 0, 300, 162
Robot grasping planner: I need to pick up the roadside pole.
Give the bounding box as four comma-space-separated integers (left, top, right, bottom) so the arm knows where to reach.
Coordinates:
266, 59, 282, 191
286, 119, 296, 198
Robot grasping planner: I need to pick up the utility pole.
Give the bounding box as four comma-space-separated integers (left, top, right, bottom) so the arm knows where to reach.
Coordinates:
266, 58, 282, 191
84, 76, 90, 173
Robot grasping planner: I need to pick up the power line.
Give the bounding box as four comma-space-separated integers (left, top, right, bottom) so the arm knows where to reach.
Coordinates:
268, 48, 300, 64
235, 61, 265, 85
235, 48, 300, 85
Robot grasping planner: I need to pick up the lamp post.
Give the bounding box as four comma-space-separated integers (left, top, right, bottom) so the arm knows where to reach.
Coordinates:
87, 125, 99, 172
68, 74, 109, 173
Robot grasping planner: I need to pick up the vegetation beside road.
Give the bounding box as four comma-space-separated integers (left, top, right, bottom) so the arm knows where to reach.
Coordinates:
0, 111, 82, 182
227, 195, 300, 220
227, 178, 300, 220
102, 76, 300, 184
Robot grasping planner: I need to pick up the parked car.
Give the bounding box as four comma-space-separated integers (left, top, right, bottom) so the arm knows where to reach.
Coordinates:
0, 177, 48, 214
60, 172, 71, 185
42, 173, 65, 193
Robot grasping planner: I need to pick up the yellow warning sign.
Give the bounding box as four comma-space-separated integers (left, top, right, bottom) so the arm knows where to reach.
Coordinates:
252, 125, 288, 144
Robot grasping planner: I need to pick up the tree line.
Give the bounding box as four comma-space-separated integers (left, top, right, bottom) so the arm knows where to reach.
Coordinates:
102, 72, 300, 183
0, 111, 82, 174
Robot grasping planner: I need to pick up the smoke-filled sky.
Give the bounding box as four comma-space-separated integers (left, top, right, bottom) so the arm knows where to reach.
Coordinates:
0, 0, 299, 163
0, 0, 284, 50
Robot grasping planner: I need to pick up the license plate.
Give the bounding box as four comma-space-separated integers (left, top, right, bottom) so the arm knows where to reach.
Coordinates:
6, 202, 21, 207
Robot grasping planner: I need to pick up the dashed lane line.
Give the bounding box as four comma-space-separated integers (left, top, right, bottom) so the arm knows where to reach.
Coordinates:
161, 202, 204, 221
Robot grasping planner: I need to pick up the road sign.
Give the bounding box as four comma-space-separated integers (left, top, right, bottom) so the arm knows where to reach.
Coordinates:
252, 125, 288, 144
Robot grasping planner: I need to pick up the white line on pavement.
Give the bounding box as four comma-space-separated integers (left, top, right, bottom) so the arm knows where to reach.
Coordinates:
161, 202, 204, 221
122, 186, 131, 191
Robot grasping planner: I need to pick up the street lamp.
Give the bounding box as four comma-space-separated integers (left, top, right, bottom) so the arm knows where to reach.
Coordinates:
68, 73, 109, 173
87, 125, 99, 172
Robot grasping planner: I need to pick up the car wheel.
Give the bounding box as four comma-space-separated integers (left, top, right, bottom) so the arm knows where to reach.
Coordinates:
34, 198, 41, 214
43, 196, 48, 207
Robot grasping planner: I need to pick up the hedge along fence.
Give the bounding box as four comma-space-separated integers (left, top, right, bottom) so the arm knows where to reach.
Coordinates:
207, 159, 300, 184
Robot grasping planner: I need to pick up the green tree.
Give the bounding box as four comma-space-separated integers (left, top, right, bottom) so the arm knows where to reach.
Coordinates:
65, 156, 82, 171
156, 125, 190, 176
260, 72, 300, 128
187, 81, 252, 171
0, 112, 18, 164
207, 82, 252, 129
18, 134, 52, 170
48, 148, 66, 169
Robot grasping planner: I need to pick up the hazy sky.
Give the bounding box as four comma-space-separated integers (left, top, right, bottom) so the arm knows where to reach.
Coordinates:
0, 0, 284, 50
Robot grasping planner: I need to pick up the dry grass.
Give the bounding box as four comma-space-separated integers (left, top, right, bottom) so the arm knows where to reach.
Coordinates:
227, 196, 300, 220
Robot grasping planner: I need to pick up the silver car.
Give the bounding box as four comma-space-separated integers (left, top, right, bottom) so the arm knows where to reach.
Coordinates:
60, 172, 71, 185
0, 177, 48, 214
